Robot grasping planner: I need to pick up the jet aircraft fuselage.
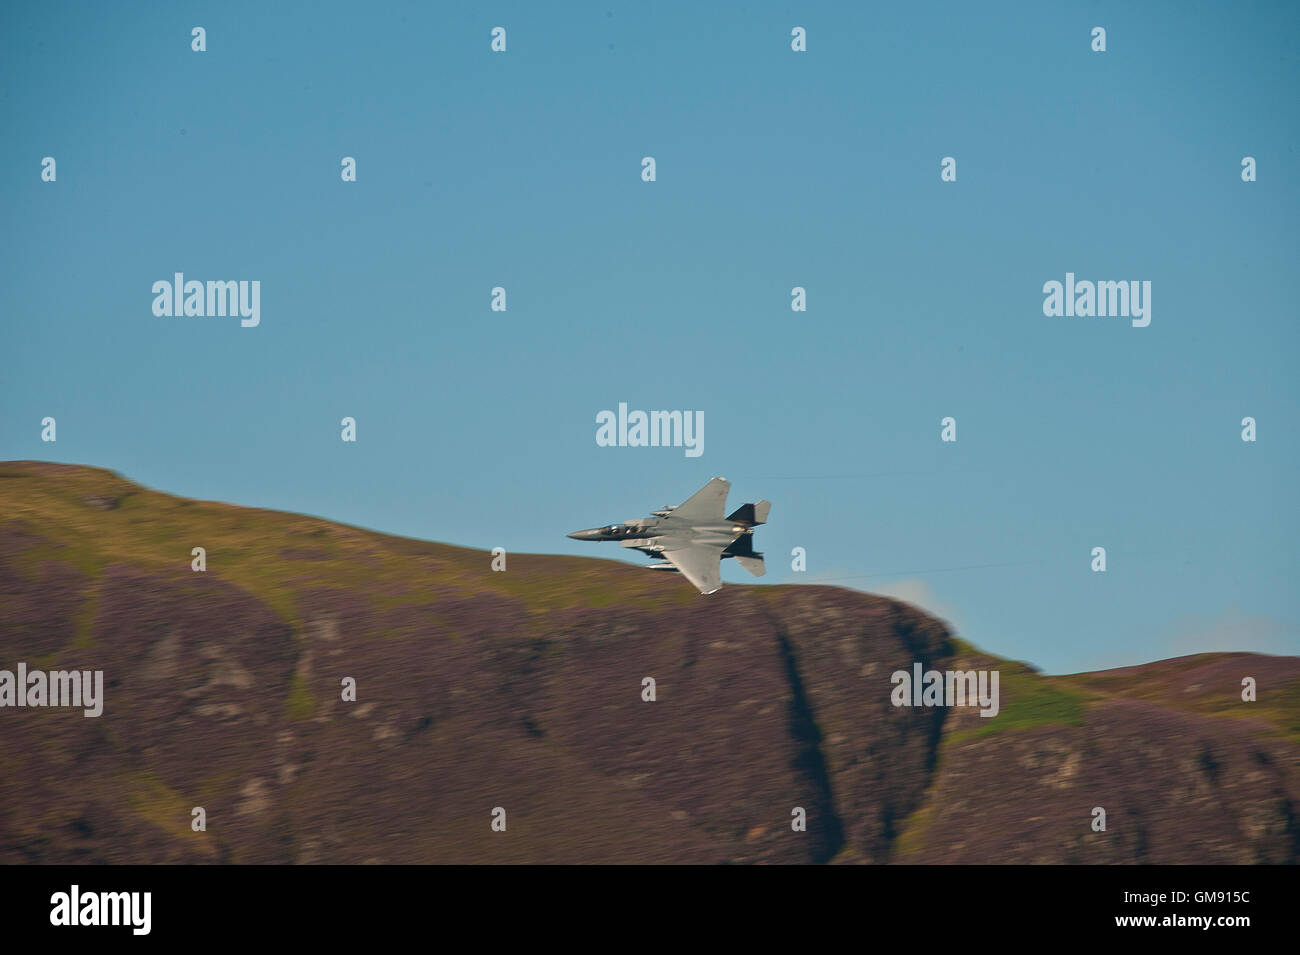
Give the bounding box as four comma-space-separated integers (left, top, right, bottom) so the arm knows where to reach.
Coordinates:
567, 477, 770, 594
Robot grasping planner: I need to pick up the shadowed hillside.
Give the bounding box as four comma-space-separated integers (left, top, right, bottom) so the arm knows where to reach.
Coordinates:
1, 461, 1296, 864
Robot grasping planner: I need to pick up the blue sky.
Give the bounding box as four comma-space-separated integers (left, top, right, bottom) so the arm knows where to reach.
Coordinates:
2, 1, 1297, 673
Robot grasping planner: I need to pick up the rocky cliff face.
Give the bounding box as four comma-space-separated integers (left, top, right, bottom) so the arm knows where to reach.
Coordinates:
1, 461, 1296, 863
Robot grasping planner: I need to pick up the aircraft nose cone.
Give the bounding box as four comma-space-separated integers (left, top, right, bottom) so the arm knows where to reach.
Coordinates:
568, 528, 601, 541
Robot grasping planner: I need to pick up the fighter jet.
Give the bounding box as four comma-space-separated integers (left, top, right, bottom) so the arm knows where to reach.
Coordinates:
567, 477, 770, 594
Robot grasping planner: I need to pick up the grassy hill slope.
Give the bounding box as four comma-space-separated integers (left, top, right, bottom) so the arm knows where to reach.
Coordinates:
1, 461, 1296, 863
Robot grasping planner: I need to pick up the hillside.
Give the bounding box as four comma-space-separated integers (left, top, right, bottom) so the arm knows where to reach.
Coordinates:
1, 461, 1296, 864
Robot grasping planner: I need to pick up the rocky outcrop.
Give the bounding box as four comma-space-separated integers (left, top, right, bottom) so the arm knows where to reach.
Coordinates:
1, 461, 1295, 864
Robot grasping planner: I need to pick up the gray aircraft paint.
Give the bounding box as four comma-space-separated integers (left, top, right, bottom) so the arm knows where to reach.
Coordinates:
568, 477, 770, 594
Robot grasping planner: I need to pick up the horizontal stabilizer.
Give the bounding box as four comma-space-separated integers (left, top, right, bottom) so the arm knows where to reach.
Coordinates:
735, 554, 766, 577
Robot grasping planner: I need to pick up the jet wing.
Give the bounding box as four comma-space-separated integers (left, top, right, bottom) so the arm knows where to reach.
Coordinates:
671, 477, 731, 521
663, 545, 723, 595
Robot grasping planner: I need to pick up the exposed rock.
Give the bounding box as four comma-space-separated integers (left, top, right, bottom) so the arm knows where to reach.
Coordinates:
0, 461, 1295, 864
